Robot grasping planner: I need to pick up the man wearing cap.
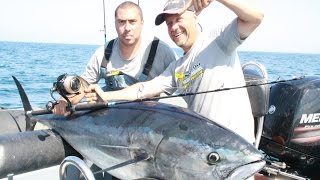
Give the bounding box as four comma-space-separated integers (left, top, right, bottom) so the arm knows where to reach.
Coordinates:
85, 0, 263, 144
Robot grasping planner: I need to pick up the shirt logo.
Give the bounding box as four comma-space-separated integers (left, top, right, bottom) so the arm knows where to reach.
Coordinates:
175, 63, 203, 89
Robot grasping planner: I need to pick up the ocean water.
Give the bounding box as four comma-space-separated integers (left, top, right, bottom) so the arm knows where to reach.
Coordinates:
0, 41, 98, 109
1, 41, 320, 109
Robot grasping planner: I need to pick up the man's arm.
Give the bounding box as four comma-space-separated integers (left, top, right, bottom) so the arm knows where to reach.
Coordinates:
217, 0, 264, 39
85, 81, 163, 103
189, 0, 263, 39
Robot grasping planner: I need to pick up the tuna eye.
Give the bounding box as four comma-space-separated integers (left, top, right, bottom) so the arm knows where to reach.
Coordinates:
207, 152, 220, 165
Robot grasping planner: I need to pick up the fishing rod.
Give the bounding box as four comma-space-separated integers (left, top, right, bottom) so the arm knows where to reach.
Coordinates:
13, 75, 305, 118
112, 76, 305, 105
102, 0, 107, 44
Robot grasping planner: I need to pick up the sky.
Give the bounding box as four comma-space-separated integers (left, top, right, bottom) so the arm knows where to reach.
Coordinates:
0, 0, 319, 54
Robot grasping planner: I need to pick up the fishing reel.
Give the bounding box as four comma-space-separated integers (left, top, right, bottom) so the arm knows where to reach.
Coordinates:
48, 73, 82, 110
53, 74, 82, 96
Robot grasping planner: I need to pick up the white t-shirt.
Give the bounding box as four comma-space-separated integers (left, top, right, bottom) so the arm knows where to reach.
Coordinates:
148, 19, 255, 143
81, 34, 177, 84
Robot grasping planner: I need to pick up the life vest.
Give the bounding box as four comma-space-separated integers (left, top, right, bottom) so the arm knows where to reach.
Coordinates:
100, 37, 159, 91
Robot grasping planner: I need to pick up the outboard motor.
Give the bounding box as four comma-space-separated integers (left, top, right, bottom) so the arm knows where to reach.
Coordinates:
260, 76, 320, 179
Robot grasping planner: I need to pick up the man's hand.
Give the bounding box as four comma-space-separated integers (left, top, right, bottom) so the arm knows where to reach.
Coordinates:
185, 0, 213, 15
84, 84, 105, 103
52, 99, 71, 116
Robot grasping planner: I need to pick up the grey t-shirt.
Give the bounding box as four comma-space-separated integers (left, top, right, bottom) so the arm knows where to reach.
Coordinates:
148, 19, 254, 143
81, 34, 177, 84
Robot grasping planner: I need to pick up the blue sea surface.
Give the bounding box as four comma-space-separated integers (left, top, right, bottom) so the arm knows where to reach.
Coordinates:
1, 41, 320, 109
0, 41, 99, 109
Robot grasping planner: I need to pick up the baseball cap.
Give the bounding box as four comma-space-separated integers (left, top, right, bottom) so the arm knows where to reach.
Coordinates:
155, 0, 193, 25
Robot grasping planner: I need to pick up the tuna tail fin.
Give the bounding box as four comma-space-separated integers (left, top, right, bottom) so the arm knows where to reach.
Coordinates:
12, 76, 36, 131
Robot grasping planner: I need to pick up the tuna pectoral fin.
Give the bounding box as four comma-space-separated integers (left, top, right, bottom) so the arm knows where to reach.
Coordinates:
95, 145, 150, 174
95, 153, 148, 174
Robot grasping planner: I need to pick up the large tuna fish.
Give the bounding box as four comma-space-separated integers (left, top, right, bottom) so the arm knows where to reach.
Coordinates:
36, 101, 265, 179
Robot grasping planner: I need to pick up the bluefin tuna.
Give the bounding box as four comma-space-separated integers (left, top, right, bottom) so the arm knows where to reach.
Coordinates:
36, 101, 265, 179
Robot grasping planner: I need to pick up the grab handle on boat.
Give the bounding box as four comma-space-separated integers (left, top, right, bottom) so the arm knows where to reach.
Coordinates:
60, 156, 95, 180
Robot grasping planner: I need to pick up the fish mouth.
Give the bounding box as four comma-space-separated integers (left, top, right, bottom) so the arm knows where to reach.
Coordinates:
226, 160, 266, 179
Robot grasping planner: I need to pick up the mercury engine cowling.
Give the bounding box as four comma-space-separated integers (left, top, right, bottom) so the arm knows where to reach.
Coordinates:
260, 76, 320, 177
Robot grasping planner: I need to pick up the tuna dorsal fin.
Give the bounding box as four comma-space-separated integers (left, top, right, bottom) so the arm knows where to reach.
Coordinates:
12, 76, 36, 131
